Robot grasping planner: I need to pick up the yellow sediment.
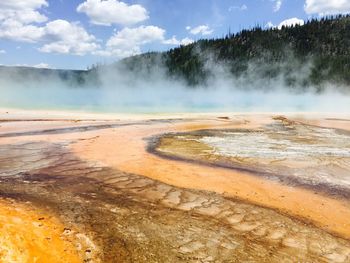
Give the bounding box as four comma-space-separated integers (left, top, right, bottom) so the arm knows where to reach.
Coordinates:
0, 198, 81, 263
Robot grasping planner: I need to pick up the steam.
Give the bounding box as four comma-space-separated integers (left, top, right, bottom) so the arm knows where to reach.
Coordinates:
0, 53, 350, 113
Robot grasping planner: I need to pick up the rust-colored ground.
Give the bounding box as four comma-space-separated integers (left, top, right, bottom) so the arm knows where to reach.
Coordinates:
1, 111, 350, 262
0, 198, 81, 263
72, 115, 350, 240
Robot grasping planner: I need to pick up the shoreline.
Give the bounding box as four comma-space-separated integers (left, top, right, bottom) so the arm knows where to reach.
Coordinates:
2, 107, 350, 120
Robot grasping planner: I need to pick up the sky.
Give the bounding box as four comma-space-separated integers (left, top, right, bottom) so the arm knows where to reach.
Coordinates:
0, 0, 349, 70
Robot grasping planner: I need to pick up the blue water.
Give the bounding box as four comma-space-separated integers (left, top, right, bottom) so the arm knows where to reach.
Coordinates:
1, 84, 350, 113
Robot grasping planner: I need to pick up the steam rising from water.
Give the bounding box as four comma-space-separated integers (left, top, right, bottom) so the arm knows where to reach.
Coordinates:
0, 61, 350, 113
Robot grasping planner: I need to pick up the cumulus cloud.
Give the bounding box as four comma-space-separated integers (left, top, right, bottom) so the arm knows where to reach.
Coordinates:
0, 20, 44, 42
0, 0, 48, 42
0, 0, 48, 24
0, 9, 47, 25
163, 36, 194, 46
0, 0, 208, 58
187, 25, 213, 36
0, 19, 99, 55
265, 18, 305, 29
0, 0, 99, 56
96, 26, 195, 58
95, 25, 165, 58
77, 0, 149, 26
106, 25, 164, 48
278, 18, 304, 29
304, 0, 350, 15
0, 0, 48, 10
39, 20, 99, 55
0, 50, 6, 54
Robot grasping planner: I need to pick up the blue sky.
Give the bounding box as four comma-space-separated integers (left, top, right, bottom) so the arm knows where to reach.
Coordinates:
0, 0, 349, 70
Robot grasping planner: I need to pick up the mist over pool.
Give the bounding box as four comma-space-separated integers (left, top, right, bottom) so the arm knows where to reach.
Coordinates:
1, 71, 350, 113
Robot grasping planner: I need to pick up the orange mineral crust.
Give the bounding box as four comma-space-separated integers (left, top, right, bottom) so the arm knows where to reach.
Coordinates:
1, 112, 350, 261
0, 198, 81, 263
72, 115, 350, 240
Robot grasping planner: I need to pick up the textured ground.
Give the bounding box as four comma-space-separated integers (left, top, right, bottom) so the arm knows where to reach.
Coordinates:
0, 198, 81, 263
155, 116, 350, 198
0, 113, 350, 262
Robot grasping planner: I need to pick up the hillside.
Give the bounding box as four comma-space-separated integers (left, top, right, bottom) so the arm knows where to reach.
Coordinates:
1, 15, 349, 91
118, 15, 350, 90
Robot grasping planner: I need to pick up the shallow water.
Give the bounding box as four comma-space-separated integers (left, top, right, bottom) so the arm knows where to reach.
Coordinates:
158, 118, 350, 192
199, 126, 350, 159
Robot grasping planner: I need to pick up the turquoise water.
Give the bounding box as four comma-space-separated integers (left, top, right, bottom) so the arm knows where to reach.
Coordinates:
1, 84, 350, 113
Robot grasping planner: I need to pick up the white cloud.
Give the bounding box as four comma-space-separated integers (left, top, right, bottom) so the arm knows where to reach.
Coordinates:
304, 0, 350, 15
241, 4, 248, 11
33, 63, 50, 68
97, 26, 195, 58
39, 20, 100, 55
106, 25, 164, 48
0, 10, 99, 56
0, 0, 48, 42
187, 25, 213, 36
0, 9, 47, 24
77, 0, 149, 26
13, 62, 51, 68
162, 36, 180, 45
265, 18, 304, 29
0, 0, 48, 10
228, 5, 248, 11
0, 1, 99, 56
0, 20, 44, 42
278, 18, 304, 29
272, 0, 283, 12
163, 36, 194, 46
0, 50, 6, 54
265, 21, 275, 28
0, 0, 198, 58
0, 0, 48, 24
97, 25, 165, 58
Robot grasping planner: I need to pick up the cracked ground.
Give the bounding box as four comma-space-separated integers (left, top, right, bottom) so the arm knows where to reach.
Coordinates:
0, 115, 350, 262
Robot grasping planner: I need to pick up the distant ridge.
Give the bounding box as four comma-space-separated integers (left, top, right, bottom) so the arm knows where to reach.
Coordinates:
117, 15, 350, 89
1, 15, 350, 91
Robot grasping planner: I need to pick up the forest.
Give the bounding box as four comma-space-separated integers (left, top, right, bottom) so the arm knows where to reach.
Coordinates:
117, 15, 350, 89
